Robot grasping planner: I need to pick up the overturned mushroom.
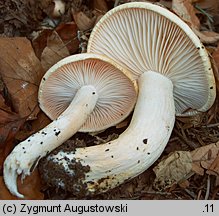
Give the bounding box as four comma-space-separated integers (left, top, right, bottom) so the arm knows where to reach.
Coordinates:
3, 53, 137, 198
40, 2, 216, 196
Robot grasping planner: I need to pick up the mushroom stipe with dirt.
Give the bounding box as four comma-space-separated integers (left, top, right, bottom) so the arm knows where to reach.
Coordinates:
40, 71, 175, 196
3, 53, 137, 198
39, 2, 216, 196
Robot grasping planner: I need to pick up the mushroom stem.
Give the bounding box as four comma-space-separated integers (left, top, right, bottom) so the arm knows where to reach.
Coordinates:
3, 85, 98, 198
43, 71, 176, 195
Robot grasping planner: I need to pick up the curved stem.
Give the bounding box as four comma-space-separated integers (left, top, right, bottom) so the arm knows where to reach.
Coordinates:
3, 85, 98, 198
43, 71, 176, 195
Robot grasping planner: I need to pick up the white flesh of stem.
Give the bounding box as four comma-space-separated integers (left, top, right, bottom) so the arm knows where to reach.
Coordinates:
3, 85, 98, 198
49, 71, 176, 194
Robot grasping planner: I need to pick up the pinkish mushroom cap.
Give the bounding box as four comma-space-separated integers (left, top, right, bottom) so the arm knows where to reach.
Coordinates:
39, 53, 137, 132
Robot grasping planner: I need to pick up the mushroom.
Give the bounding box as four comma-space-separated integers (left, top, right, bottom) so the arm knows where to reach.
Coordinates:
51, 0, 65, 18
39, 2, 216, 196
3, 53, 137, 198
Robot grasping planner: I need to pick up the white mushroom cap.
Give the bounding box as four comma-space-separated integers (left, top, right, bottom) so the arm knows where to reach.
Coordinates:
88, 2, 216, 116
39, 53, 137, 132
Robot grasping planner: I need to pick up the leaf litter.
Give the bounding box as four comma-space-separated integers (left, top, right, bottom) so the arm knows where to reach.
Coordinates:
153, 141, 219, 191
0, 37, 44, 120
173, 0, 219, 44
40, 30, 70, 71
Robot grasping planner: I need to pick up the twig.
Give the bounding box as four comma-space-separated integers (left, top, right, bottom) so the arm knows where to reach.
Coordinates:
204, 175, 211, 200
184, 188, 197, 199
196, 189, 202, 200
56, 28, 92, 52
202, 122, 219, 128
114, 0, 120, 7
211, 186, 219, 200
169, 137, 179, 142
173, 128, 198, 149
140, 190, 171, 196
194, 5, 213, 23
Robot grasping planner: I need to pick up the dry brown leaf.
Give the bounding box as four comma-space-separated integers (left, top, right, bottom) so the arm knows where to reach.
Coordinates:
116, 119, 129, 129
172, 0, 219, 44
72, 11, 96, 31
172, 0, 200, 29
195, 0, 219, 16
0, 94, 11, 112
0, 109, 25, 171
30, 111, 51, 133
176, 112, 204, 129
16, 111, 51, 142
0, 37, 44, 120
92, 0, 107, 24
31, 29, 53, 59
41, 31, 70, 71
93, 0, 108, 13
0, 169, 44, 200
207, 154, 219, 179
153, 151, 193, 190
159, 0, 172, 9
191, 142, 219, 177
212, 43, 219, 72
153, 141, 219, 191
56, 22, 79, 54
192, 29, 219, 44
178, 179, 190, 189
94, 14, 104, 26
211, 44, 219, 100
